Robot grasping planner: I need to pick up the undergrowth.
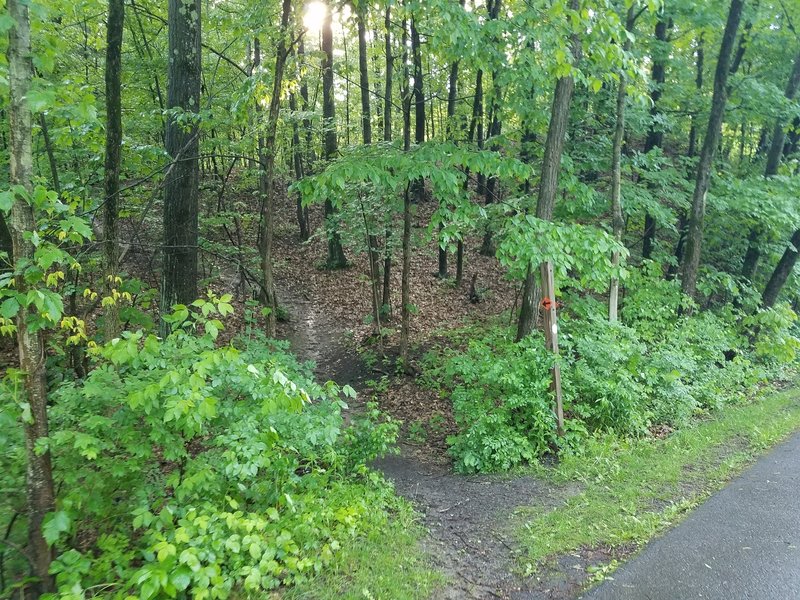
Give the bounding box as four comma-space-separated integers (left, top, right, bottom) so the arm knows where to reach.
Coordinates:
421, 265, 799, 473
0, 298, 434, 599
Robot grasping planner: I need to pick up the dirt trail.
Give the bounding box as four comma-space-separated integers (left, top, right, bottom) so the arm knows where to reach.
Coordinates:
277, 277, 580, 600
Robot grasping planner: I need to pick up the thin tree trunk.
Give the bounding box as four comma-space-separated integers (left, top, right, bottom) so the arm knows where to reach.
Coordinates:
383, 4, 393, 144
609, 9, 635, 322
762, 229, 800, 308
162, 0, 201, 321
438, 55, 461, 279
104, 0, 124, 340
381, 4, 394, 314
400, 16, 416, 367
8, 0, 56, 592
289, 92, 310, 240
322, 0, 347, 268
517, 0, 580, 341
357, 5, 382, 347
680, 0, 745, 301
39, 115, 61, 196
257, 0, 292, 336
642, 16, 672, 260
742, 48, 800, 290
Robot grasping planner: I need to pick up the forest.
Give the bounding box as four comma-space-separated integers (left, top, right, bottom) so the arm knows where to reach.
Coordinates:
3, 0, 800, 597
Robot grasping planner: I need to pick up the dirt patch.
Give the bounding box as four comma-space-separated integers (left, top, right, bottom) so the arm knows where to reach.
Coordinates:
375, 452, 575, 599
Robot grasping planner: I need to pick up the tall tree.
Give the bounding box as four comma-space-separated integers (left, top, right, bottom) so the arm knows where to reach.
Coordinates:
322, 0, 348, 269
680, 0, 745, 301
103, 0, 124, 340
641, 15, 671, 260
609, 8, 636, 322
257, 0, 293, 337
356, 1, 383, 348
8, 0, 56, 591
162, 0, 201, 319
516, 0, 580, 341
741, 47, 800, 282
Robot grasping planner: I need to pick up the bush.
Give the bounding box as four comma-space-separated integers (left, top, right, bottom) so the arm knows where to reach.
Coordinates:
428, 329, 556, 473
430, 267, 799, 474
1, 300, 400, 599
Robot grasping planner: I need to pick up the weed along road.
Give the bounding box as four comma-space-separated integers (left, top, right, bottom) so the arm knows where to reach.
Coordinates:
583, 432, 800, 600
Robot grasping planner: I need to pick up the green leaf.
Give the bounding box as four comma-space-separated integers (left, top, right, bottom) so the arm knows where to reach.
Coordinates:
170, 566, 192, 591
42, 511, 71, 545
0, 191, 14, 213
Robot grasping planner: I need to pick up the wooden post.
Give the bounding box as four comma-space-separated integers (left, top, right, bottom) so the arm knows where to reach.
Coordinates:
540, 261, 564, 435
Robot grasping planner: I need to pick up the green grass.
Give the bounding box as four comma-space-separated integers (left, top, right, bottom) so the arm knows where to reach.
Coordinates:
283, 499, 442, 599
516, 380, 800, 576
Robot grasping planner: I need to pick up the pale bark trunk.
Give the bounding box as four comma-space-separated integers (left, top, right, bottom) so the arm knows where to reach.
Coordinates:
8, 0, 56, 591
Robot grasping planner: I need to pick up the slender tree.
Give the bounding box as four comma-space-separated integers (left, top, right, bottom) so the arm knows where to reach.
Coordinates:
103, 0, 124, 340
516, 0, 580, 341
680, 0, 745, 301
322, 0, 348, 268
741, 48, 800, 283
609, 8, 636, 322
257, 0, 293, 337
8, 0, 56, 591
162, 0, 201, 320
642, 15, 671, 260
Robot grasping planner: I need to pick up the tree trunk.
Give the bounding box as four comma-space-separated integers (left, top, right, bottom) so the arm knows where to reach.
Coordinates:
680, 0, 745, 301
104, 0, 124, 340
762, 229, 800, 308
517, 0, 579, 341
322, 0, 347, 268
289, 92, 310, 241
162, 0, 201, 320
752, 50, 800, 294
609, 9, 635, 322
8, 0, 56, 592
257, 0, 292, 336
668, 33, 704, 280
642, 16, 671, 260
381, 5, 394, 314
383, 4, 393, 144
357, 5, 383, 346
438, 56, 460, 279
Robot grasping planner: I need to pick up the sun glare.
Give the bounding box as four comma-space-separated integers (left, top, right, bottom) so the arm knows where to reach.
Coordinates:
303, 1, 328, 33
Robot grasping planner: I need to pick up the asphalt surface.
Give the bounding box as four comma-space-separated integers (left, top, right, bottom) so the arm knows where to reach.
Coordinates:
582, 432, 800, 600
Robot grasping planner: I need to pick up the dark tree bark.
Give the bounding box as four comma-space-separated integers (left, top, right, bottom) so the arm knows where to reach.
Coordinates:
680, 0, 745, 301
289, 91, 310, 241
438, 56, 460, 279
479, 0, 503, 257
8, 0, 56, 592
322, 0, 347, 268
162, 0, 201, 319
762, 229, 800, 308
39, 115, 60, 196
381, 4, 394, 314
383, 4, 393, 144
517, 0, 580, 341
104, 0, 124, 340
356, 4, 383, 347
642, 16, 672, 260
756, 53, 800, 298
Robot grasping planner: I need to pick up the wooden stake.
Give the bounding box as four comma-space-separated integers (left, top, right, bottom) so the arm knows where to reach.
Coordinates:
540, 261, 564, 435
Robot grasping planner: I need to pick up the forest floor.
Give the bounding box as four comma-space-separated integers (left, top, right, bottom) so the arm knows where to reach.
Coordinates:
265, 188, 627, 599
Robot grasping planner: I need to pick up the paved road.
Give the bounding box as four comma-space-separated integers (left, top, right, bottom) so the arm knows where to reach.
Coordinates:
583, 432, 800, 600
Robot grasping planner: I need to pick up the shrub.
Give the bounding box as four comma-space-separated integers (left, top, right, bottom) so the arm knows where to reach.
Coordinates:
434, 329, 556, 473
1, 300, 400, 599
